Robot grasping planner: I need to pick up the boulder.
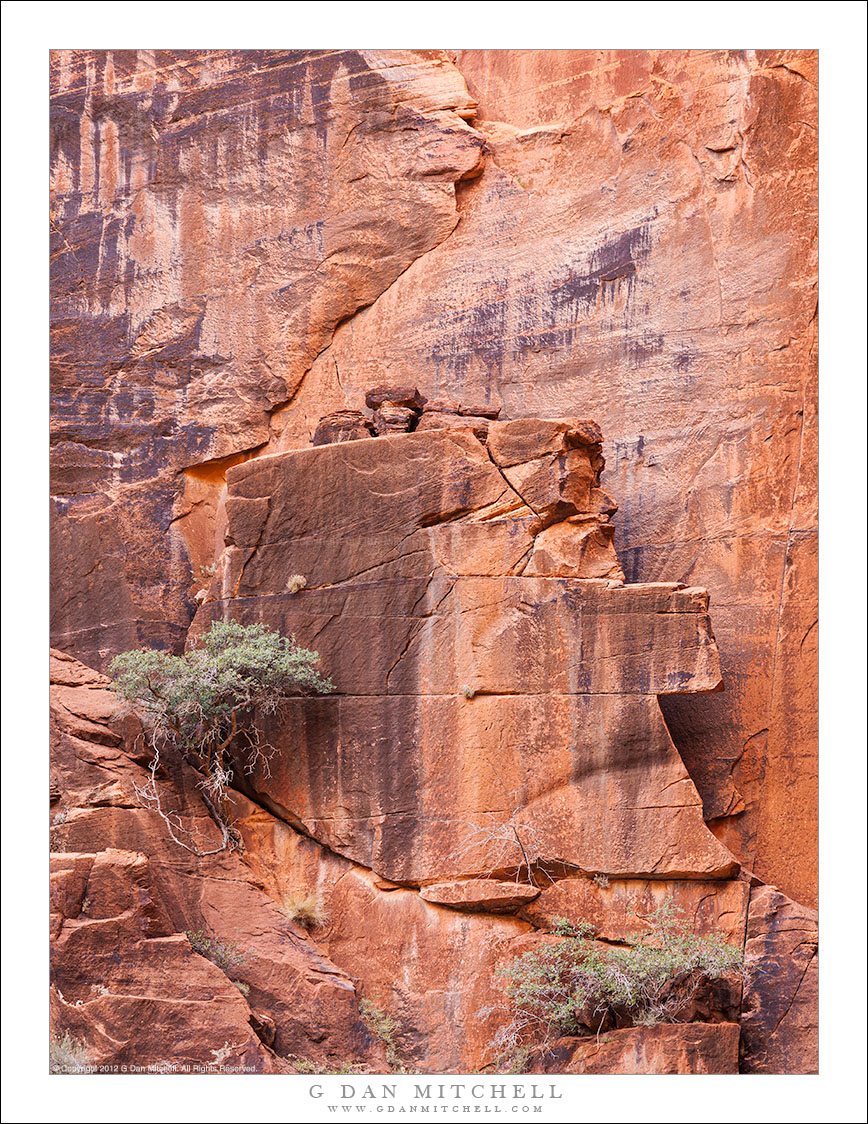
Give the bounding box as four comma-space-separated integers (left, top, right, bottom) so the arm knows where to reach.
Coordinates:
364, 386, 428, 411
312, 410, 375, 446
373, 405, 419, 435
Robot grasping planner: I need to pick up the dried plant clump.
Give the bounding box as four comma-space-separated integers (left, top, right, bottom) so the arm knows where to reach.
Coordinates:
286, 1056, 368, 1074
186, 929, 252, 997
281, 891, 330, 929
49, 1030, 92, 1074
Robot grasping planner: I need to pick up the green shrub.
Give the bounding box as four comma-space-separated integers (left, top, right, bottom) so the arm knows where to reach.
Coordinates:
186, 929, 251, 979
491, 899, 745, 1068
360, 999, 403, 1072
109, 620, 332, 853
110, 620, 331, 754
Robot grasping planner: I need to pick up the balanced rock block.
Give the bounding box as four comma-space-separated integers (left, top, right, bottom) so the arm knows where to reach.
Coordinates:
459, 401, 501, 420
312, 410, 375, 446
364, 386, 428, 411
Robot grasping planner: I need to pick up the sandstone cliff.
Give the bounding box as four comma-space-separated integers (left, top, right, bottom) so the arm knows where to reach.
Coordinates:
49, 417, 817, 1074
49, 49, 818, 1075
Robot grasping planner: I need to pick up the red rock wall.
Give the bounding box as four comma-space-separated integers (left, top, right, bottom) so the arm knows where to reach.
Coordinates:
49, 640, 816, 1074
49, 650, 385, 1072
424, 50, 819, 910
49, 49, 817, 909
190, 423, 737, 886
50, 49, 484, 661
49, 49, 818, 1073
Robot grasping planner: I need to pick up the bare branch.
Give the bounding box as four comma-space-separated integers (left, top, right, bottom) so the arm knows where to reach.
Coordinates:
131, 735, 236, 857
429, 786, 580, 888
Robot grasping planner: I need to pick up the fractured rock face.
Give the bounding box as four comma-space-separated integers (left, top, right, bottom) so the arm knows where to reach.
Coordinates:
49, 649, 383, 1072
262, 48, 818, 908
49, 50, 485, 671
48, 414, 816, 1074
739, 884, 819, 1074
228, 795, 533, 1073
50, 850, 279, 1073
48, 47, 818, 1075
192, 421, 736, 889
49, 49, 817, 910
528, 1023, 741, 1074
521, 877, 750, 943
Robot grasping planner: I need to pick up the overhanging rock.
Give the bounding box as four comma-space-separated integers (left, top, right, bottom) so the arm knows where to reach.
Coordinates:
191, 419, 738, 886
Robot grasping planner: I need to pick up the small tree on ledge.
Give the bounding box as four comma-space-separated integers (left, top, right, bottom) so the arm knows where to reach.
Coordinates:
109, 620, 332, 855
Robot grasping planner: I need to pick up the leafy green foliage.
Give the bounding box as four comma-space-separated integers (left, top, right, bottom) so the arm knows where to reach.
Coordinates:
491, 899, 746, 1069
109, 620, 332, 854
109, 620, 331, 753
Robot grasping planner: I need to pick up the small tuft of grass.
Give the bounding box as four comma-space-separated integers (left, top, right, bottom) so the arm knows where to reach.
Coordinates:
286, 574, 307, 594
281, 891, 330, 929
